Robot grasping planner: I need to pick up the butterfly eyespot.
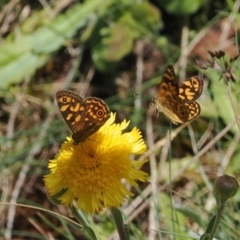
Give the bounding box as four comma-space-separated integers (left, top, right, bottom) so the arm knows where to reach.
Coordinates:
62, 97, 67, 102
192, 79, 198, 87
97, 110, 103, 116
180, 111, 185, 116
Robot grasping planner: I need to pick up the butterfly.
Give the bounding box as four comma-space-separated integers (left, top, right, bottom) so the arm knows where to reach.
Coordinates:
150, 65, 203, 124
56, 90, 110, 143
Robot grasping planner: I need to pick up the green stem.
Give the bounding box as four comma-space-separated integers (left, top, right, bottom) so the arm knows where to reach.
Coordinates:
70, 206, 98, 240
200, 200, 226, 240
227, 83, 240, 131
209, 200, 225, 238
110, 207, 129, 240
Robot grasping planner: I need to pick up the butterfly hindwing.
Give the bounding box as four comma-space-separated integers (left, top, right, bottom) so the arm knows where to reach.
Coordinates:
179, 76, 203, 102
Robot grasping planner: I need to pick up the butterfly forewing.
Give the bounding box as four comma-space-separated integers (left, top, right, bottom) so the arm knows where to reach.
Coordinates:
158, 65, 179, 100
56, 90, 85, 133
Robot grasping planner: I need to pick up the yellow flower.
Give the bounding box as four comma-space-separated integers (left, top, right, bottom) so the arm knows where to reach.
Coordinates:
44, 113, 148, 213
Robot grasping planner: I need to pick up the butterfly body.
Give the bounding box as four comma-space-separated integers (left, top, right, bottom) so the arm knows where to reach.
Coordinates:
151, 65, 203, 124
56, 90, 110, 143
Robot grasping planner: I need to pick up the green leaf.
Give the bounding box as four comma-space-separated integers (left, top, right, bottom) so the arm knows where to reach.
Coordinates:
156, 0, 203, 15
209, 71, 239, 134
0, 0, 113, 89
200, 215, 217, 240
70, 207, 98, 240
175, 205, 204, 228
91, 0, 161, 72
92, 13, 139, 71
230, 151, 240, 174
127, 1, 161, 31
110, 208, 129, 240
84, 227, 98, 240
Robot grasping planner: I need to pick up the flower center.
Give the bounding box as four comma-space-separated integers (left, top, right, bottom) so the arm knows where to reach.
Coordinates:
75, 145, 101, 169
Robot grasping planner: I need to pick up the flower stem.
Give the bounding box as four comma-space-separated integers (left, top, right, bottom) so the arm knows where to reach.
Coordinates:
70, 206, 98, 240
200, 200, 225, 240
209, 200, 225, 238
110, 207, 129, 240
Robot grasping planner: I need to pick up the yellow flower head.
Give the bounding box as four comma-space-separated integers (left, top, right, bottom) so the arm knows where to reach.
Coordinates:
44, 113, 148, 213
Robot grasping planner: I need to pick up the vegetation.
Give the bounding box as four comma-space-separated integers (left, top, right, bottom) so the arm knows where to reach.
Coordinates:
1, 0, 240, 239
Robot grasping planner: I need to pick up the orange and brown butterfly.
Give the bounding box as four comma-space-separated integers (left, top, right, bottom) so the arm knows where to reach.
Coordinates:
56, 90, 110, 144
150, 65, 203, 124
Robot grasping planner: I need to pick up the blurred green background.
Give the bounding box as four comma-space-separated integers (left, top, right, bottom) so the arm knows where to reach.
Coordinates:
1, 0, 240, 239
